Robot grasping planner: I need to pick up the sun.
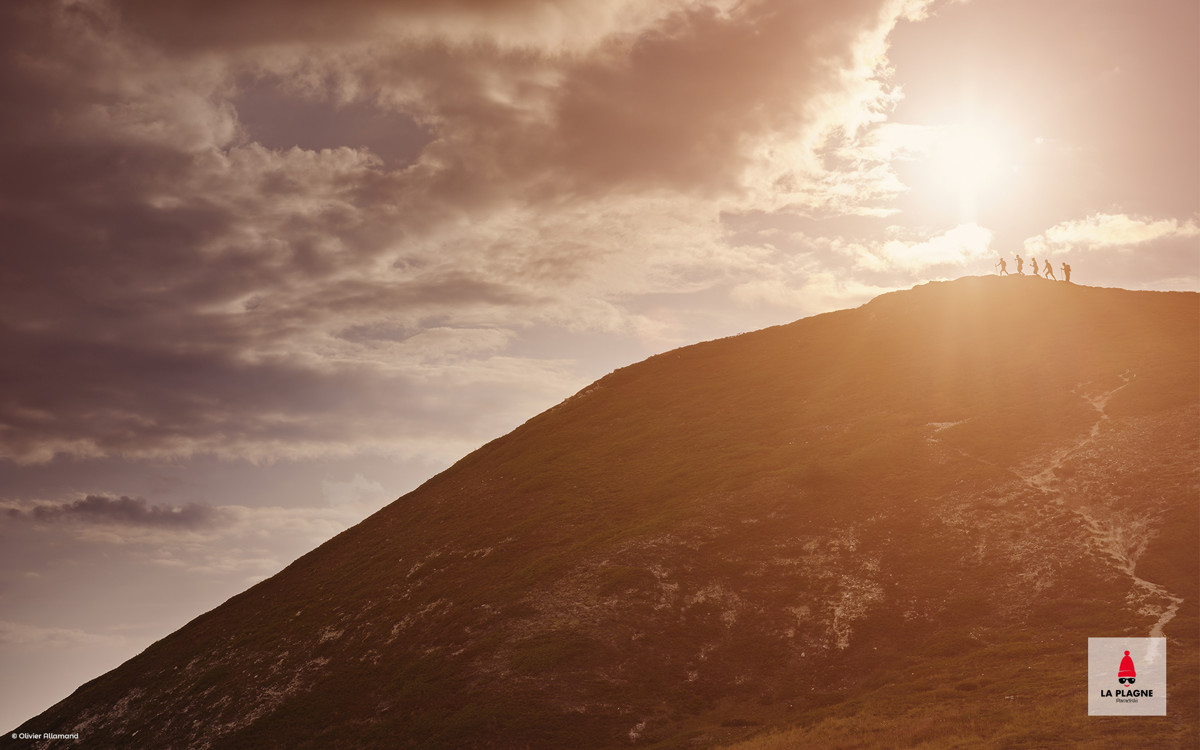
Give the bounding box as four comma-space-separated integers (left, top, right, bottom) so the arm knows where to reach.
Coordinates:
933, 124, 1007, 188
926, 121, 1017, 219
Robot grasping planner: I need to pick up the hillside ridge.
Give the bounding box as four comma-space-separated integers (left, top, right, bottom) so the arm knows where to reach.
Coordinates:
12, 276, 1199, 749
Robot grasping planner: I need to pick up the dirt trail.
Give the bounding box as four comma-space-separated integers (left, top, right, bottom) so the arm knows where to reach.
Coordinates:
1071, 507, 1182, 638
1023, 374, 1130, 493
1014, 373, 1183, 638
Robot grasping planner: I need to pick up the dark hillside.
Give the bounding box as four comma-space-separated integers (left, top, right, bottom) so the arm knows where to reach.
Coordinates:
12, 276, 1199, 748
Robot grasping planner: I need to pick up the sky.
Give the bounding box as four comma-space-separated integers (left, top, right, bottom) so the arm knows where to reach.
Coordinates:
1, 0, 1197, 730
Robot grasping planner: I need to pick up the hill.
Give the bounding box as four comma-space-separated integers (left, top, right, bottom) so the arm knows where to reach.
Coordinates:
10, 276, 1199, 748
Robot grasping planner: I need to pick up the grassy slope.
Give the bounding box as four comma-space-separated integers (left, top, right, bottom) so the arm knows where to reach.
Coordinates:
13, 276, 1198, 749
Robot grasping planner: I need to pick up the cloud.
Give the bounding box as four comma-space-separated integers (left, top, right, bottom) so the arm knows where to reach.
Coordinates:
721, 220, 995, 318
108, 0, 720, 54
880, 223, 994, 269
842, 223, 994, 272
4, 495, 226, 528
0, 620, 129, 648
321, 473, 391, 511
0, 0, 934, 464
545, 0, 900, 195
732, 271, 899, 316
1024, 213, 1200, 256
0, 491, 385, 578
730, 275, 895, 312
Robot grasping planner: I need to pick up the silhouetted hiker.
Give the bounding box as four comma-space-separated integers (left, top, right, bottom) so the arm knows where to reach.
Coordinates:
1061, 262, 1071, 283
1030, 256, 1040, 277
1015, 255, 1024, 275
996, 258, 1009, 275
1043, 259, 1055, 280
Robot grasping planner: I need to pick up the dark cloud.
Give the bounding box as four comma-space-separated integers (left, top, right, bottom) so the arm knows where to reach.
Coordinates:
0, 0, 918, 463
6, 494, 225, 528
233, 78, 432, 168
549, 0, 888, 194
108, 0, 615, 51
332, 0, 900, 201
0, 314, 554, 462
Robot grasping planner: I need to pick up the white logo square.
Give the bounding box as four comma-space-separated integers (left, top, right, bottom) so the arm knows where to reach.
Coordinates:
1088, 637, 1166, 716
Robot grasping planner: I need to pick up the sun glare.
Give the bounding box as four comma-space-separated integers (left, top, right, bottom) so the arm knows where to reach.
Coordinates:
933, 125, 1006, 186
925, 121, 1017, 221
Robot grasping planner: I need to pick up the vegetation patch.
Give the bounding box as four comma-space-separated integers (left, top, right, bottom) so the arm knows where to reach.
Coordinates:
509, 631, 609, 675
